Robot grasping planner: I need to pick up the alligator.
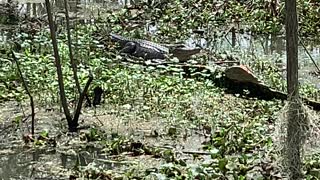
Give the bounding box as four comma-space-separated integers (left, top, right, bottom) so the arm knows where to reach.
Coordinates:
110, 33, 169, 60
168, 45, 201, 62
110, 33, 201, 61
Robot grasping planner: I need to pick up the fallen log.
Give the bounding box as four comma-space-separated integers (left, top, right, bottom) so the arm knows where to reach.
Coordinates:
120, 58, 320, 111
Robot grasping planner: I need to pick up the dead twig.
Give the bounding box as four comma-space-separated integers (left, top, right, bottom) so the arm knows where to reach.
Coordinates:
182, 150, 211, 155
299, 37, 320, 74
96, 158, 138, 165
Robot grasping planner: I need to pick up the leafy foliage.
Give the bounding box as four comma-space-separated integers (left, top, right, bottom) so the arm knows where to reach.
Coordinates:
1, 0, 320, 179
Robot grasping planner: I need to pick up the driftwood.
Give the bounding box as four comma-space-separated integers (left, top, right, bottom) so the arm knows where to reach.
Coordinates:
119, 57, 320, 111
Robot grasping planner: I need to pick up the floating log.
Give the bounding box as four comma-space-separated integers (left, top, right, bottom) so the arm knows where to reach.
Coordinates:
120, 58, 320, 111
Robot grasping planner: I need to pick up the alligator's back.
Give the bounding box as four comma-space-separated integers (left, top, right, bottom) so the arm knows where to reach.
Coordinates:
110, 33, 169, 53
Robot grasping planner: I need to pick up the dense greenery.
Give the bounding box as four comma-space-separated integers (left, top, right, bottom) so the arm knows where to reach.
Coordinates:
92, 0, 320, 40
1, 0, 320, 179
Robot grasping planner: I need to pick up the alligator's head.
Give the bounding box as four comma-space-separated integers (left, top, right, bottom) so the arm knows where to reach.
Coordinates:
120, 42, 138, 54
110, 33, 130, 47
171, 47, 201, 62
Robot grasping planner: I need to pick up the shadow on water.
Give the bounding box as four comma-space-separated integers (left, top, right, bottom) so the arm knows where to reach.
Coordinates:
0, 144, 107, 179
0, 129, 206, 179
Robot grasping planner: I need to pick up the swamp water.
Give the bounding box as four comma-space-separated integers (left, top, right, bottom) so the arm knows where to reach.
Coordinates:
1, 0, 320, 179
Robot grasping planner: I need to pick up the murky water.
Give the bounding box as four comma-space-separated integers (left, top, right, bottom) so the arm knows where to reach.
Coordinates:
0, 100, 208, 179
214, 33, 320, 87
2, 0, 320, 85
0, 145, 107, 179
1, 0, 320, 179
184, 31, 320, 88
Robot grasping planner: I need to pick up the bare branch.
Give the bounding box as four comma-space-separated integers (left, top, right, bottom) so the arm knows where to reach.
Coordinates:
63, 0, 92, 107
299, 37, 320, 74
72, 72, 94, 131
63, 0, 80, 94
45, 0, 72, 122
11, 51, 35, 136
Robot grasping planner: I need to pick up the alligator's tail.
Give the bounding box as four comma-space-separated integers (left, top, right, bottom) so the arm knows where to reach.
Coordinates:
110, 33, 126, 41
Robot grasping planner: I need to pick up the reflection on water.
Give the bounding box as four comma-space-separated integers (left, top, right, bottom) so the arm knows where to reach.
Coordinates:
1, 1, 320, 179
0, 145, 106, 179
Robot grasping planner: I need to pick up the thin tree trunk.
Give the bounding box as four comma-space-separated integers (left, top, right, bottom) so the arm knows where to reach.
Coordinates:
71, 74, 93, 131
231, 26, 236, 47
63, 0, 81, 95
285, 0, 302, 179
64, 0, 92, 107
45, 0, 72, 123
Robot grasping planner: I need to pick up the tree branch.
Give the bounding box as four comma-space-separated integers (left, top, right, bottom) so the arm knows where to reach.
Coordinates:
45, 0, 72, 122
11, 51, 35, 135
72, 72, 93, 131
63, 0, 92, 107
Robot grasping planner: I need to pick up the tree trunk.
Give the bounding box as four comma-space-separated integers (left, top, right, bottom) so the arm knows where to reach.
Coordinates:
285, 0, 302, 179
45, 0, 73, 123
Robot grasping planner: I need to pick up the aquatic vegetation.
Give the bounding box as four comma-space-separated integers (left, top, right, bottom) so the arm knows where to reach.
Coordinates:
1, 0, 320, 179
